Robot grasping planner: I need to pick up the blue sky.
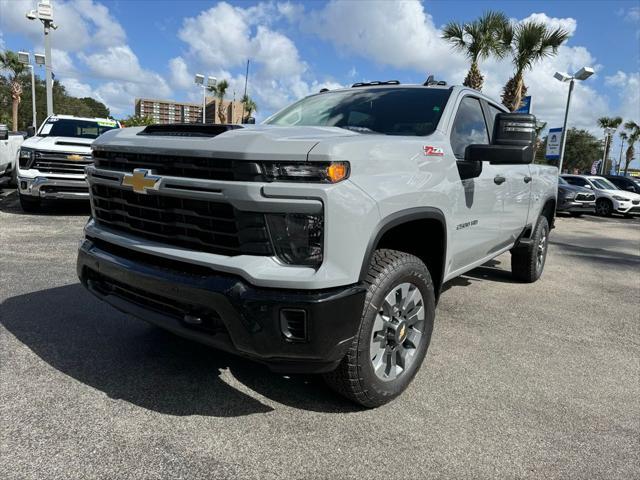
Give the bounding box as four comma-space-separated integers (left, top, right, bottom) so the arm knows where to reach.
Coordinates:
1, 0, 639, 165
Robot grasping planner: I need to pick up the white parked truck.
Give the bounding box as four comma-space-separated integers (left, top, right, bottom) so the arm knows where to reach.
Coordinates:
17, 115, 120, 211
0, 124, 26, 185
77, 83, 558, 407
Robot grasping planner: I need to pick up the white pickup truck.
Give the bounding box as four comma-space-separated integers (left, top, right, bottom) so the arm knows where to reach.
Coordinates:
0, 124, 26, 185
16, 115, 120, 211
77, 83, 557, 407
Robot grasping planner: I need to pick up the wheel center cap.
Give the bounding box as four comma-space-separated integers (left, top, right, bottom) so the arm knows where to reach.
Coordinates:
390, 321, 408, 345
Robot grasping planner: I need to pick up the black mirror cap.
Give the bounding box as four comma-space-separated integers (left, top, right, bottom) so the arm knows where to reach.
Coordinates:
493, 113, 536, 147
26, 126, 36, 138
465, 144, 534, 165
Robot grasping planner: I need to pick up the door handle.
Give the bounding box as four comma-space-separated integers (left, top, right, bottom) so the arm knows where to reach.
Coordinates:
494, 175, 506, 185
524, 176, 532, 183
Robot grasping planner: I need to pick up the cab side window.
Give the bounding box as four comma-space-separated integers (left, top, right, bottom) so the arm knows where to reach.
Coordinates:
450, 97, 489, 160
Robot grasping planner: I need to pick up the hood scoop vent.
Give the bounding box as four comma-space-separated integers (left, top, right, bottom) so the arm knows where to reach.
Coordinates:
137, 123, 243, 138
56, 140, 92, 147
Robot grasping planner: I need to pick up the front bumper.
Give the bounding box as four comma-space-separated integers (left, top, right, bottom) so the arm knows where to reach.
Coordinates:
18, 175, 89, 200
557, 199, 595, 213
77, 238, 366, 373
614, 201, 640, 214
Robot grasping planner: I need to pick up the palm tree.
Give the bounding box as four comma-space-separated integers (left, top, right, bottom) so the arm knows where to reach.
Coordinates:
208, 79, 229, 124
622, 120, 640, 176
241, 94, 257, 122
501, 21, 570, 111
616, 131, 628, 174
442, 11, 510, 91
0, 50, 27, 131
597, 116, 623, 174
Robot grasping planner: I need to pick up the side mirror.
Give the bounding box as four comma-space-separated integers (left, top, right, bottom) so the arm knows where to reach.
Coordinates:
245, 117, 256, 125
0, 124, 8, 141
626, 185, 635, 192
26, 126, 36, 138
584, 184, 592, 189
466, 113, 536, 165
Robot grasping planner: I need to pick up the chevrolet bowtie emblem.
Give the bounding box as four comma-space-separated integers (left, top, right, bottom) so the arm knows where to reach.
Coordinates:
67, 154, 85, 161
121, 169, 161, 194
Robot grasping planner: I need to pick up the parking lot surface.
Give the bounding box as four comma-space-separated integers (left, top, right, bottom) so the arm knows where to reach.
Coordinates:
1, 189, 639, 479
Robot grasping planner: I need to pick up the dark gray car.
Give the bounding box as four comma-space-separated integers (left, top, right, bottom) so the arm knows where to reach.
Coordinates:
557, 177, 595, 216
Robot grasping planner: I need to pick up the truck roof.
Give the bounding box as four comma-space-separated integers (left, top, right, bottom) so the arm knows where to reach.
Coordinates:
48, 114, 116, 123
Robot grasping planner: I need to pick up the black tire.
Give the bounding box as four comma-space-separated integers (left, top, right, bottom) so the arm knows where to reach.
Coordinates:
19, 193, 41, 213
595, 198, 612, 217
323, 249, 435, 408
511, 215, 549, 283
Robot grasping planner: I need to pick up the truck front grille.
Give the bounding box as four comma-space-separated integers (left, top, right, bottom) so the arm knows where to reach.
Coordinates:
33, 151, 92, 174
93, 150, 265, 181
91, 184, 273, 256
575, 193, 595, 202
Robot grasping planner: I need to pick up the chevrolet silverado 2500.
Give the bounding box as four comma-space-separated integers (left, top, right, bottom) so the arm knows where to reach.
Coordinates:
77, 84, 558, 407
17, 115, 120, 211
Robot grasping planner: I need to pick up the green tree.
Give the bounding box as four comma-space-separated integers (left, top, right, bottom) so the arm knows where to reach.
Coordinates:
241, 94, 257, 122
0, 50, 27, 130
501, 21, 569, 111
560, 128, 604, 172
208, 79, 229, 124
442, 11, 510, 91
120, 114, 155, 127
597, 116, 623, 174
621, 120, 640, 176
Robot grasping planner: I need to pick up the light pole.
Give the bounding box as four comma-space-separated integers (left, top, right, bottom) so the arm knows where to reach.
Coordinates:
194, 74, 216, 123
599, 127, 615, 175
26, 0, 57, 117
17, 51, 37, 128
553, 66, 594, 175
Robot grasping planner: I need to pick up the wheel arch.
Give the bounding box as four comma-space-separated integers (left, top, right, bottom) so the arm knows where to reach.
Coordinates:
359, 207, 447, 298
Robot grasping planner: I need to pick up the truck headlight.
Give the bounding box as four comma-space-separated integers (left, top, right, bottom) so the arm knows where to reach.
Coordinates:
266, 213, 324, 267
261, 161, 349, 183
18, 147, 36, 168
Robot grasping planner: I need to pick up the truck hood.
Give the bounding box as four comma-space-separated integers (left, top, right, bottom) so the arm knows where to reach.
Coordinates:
21, 135, 93, 153
93, 125, 359, 161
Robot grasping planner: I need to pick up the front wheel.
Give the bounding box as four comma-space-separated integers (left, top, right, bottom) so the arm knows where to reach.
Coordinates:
323, 249, 435, 408
595, 199, 612, 217
511, 215, 549, 283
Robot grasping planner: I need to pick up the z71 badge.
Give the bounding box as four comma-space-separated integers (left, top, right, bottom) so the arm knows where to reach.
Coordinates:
423, 146, 444, 156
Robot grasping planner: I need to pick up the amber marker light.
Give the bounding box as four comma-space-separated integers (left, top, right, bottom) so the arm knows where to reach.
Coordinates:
327, 162, 349, 183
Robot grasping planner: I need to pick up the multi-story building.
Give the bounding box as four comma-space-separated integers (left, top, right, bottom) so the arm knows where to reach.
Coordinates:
204, 98, 245, 125
134, 98, 203, 124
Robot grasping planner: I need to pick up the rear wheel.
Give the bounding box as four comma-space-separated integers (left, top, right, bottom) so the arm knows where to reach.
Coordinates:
595, 199, 612, 217
19, 193, 41, 213
323, 249, 435, 408
511, 215, 549, 283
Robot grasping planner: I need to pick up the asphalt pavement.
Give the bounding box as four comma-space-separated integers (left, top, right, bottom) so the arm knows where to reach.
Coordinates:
1, 189, 639, 479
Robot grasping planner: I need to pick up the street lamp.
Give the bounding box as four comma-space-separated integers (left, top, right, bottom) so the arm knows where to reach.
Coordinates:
194, 74, 217, 123
554, 66, 594, 175
26, 0, 57, 117
17, 51, 37, 129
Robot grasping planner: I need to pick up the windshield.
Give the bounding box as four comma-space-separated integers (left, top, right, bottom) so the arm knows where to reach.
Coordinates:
265, 87, 451, 136
590, 178, 619, 190
39, 118, 119, 139
558, 177, 568, 185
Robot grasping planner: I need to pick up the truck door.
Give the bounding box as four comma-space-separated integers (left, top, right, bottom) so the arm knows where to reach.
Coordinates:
483, 102, 532, 243
448, 95, 506, 272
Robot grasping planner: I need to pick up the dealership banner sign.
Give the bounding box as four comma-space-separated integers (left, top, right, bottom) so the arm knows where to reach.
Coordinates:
545, 127, 562, 160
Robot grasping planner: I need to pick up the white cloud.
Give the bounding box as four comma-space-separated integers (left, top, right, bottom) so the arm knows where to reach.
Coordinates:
605, 71, 640, 121
168, 56, 192, 89
519, 13, 577, 36
305, 0, 466, 75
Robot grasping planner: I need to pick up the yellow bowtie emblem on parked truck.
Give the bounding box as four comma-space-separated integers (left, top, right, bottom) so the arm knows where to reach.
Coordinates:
121, 169, 161, 194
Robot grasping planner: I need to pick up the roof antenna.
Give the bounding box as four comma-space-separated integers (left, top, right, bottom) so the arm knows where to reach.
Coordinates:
423, 75, 435, 86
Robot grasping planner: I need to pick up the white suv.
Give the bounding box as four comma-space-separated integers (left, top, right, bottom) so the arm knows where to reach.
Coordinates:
562, 175, 640, 216
17, 115, 120, 211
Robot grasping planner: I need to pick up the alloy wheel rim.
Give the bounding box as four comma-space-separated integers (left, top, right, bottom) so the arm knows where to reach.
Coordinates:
370, 282, 425, 382
537, 230, 547, 271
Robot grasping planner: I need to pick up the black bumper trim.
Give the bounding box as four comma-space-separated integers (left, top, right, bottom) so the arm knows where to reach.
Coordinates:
77, 239, 366, 373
